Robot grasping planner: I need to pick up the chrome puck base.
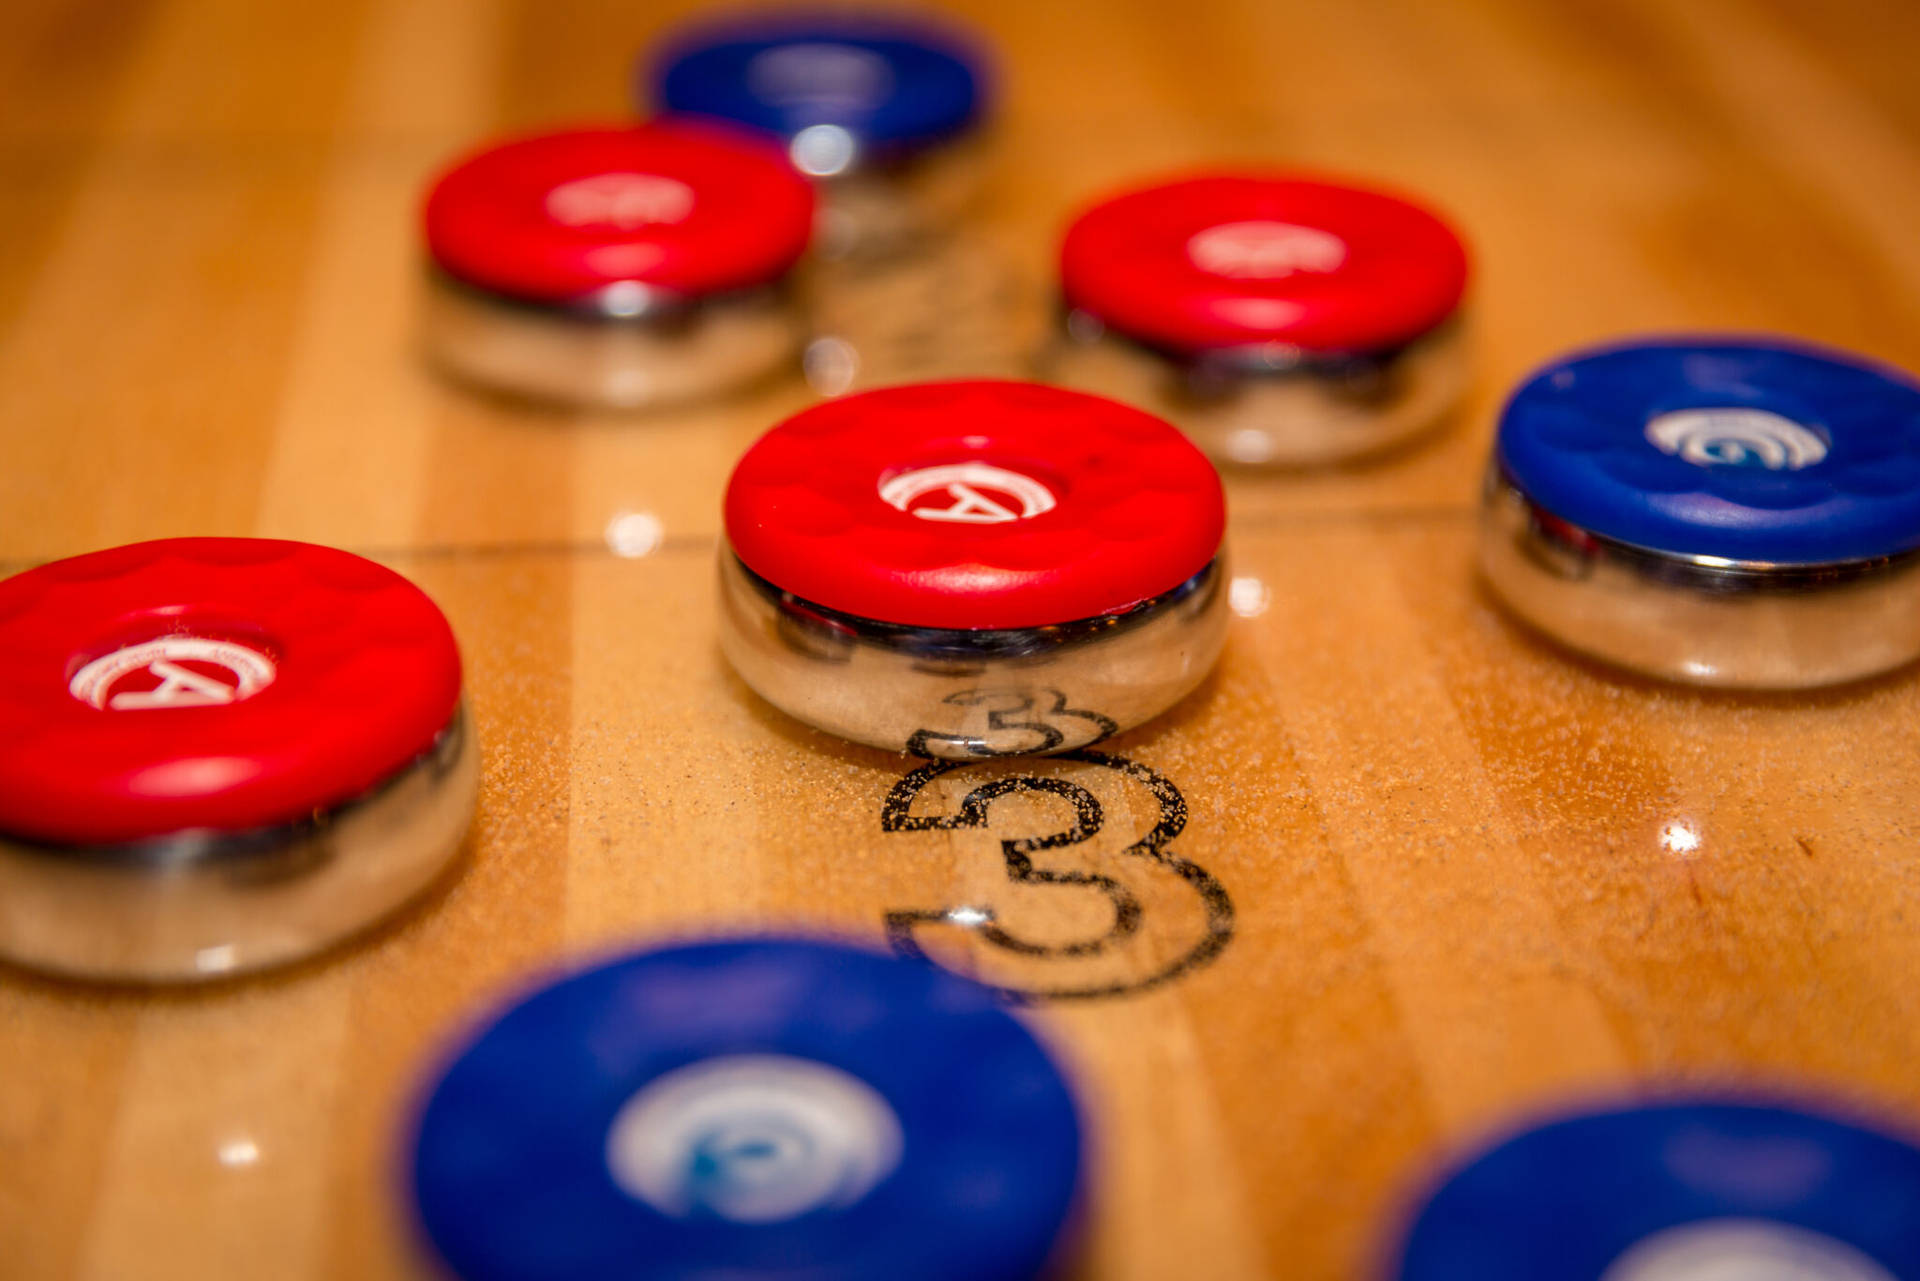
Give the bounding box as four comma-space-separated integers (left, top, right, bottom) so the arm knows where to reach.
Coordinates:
1044, 317, 1467, 467
810, 136, 988, 259
422, 273, 802, 410
0, 706, 479, 982
1479, 470, 1920, 689
718, 552, 1228, 756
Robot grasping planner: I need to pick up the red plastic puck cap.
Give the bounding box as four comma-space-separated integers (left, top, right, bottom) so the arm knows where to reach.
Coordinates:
0, 539, 463, 846
424, 121, 815, 304
1060, 173, 1469, 355
723, 380, 1226, 629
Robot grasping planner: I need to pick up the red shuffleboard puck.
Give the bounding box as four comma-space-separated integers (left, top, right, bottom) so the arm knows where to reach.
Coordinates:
720, 379, 1228, 756
422, 120, 815, 409
0, 538, 477, 981
1047, 172, 1471, 467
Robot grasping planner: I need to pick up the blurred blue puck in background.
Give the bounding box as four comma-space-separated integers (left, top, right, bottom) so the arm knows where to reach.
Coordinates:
409, 936, 1081, 1281
648, 11, 986, 164
1393, 1100, 1920, 1280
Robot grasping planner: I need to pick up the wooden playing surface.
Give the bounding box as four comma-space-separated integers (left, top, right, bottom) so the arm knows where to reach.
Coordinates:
6, 0, 1920, 1277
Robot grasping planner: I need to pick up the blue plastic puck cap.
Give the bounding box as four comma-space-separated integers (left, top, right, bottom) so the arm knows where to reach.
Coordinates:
1496, 337, 1920, 564
648, 11, 987, 162
409, 936, 1082, 1281
1393, 1100, 1920, 1279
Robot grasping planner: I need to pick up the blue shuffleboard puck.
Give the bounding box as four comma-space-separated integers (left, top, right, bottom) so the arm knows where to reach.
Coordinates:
1393, 1100, 1920, 1281
1479, 336, 1920, 687
408, 936, 1083, 1281
648, 12, 984, 160
646, 11, 990, 255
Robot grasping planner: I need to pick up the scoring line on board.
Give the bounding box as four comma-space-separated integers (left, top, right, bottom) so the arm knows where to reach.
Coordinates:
0, 505, 1478, 577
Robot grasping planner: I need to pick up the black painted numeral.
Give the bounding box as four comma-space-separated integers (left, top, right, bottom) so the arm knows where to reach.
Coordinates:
880, 750, 1233, 1000
905, 687, 1118, 760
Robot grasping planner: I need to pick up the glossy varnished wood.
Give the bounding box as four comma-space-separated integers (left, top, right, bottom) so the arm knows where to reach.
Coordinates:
3, 1, 1920, 1278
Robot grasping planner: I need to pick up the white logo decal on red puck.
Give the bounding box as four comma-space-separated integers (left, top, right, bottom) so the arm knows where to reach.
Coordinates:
605, 1054, 904, 1223
1187, 220, 1347, 279
879, 463, 1058, 525
1645, 408, 1828, 471
69, 637, 276, 711
545, 173, 695, 230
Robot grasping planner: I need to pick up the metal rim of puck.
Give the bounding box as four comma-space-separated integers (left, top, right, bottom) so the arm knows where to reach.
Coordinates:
647, 11, 989, 167
1045, 311, 1471, 468
407, 935, 1083, 1281
1391, 1099, 1920, 1280
718, 379, 1229, 756
1051, 172, 1470, 466
0, 538, 476, 981
1480, 335, 1920, 689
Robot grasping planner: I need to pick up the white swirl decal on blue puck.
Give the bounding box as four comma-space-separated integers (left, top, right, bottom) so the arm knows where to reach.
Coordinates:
747, 43, 895, 111
1645, 408, 1828, 471
1601, 1218, 1897, 1281
605, 1054, 903, 1223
